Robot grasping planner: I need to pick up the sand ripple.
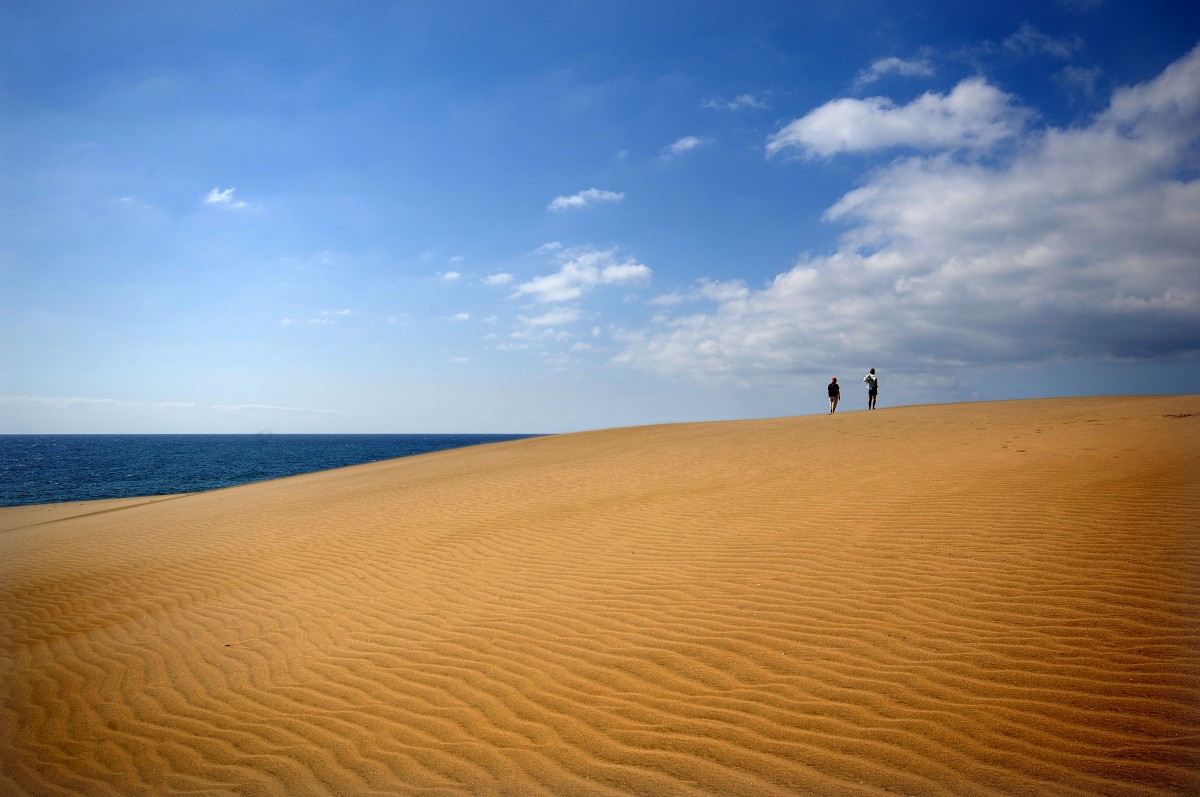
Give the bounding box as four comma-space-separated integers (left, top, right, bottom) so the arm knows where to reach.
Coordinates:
2, 396, 1198, 795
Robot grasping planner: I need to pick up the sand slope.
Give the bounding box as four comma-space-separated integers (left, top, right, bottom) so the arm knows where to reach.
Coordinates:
2, 396, 1198, 796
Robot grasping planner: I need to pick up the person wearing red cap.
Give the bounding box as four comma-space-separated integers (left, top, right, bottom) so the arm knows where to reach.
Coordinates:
827, 377, 840, 414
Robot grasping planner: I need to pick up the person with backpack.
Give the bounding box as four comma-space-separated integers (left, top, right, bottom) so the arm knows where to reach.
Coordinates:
864, 368, 879, 410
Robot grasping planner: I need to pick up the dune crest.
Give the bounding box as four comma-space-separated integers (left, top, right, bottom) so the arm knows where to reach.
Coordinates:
3, 396, 1198, 796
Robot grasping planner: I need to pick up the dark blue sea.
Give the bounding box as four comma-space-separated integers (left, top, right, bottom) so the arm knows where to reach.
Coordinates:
0, 434, 540, 508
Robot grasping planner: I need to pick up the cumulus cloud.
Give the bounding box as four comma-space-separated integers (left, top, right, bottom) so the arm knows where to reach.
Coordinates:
767, 78, 1029, 158
513, 245, 651, 303
203, 187, 249, 209
547, 187, 624, 212
663, 135, 707, 158
484, 273, 514, 286
854, 56, 935, 87
618, 44, 1200, 382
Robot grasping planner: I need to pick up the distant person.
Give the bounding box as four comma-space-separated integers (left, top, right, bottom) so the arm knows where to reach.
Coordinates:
864, 368, 879, 410
827, 377, 840, 414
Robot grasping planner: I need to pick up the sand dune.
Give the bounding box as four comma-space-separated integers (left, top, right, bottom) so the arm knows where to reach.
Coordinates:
2, 396, 1198, 796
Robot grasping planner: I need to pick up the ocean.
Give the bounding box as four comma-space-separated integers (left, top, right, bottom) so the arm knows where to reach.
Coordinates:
0, 434, 540, 508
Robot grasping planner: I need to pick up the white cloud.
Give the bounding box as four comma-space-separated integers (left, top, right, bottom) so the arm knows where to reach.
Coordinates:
1058, 65, 1103, 98
513, 245, 652, 303
703, 93, 768, 110
1104, 45, 1200, 133
547, 187, 625, 212
648, 291, 688, 307
445, 312, 470, 321
663, 135, 707, 158
510, 326, 573, 343
117, 195, 154, 212
440, 271, 462, 281
698, 279, 751, 303
484, 273, 514, 286
649, 278, 750, 306
854, 56, 935, 87
767, 78, 1029, 158
302, 309, 352, 325
1003, 23, 1083, 59
203, 186, 250, 209
618, 45, 1200, 382
519, 307, 582, 327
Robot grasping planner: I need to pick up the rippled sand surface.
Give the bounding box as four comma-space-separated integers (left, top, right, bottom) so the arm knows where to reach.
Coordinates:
3, 396, 1198, 796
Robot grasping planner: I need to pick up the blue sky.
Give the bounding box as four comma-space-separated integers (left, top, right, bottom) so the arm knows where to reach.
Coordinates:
3, 0, 1199, 433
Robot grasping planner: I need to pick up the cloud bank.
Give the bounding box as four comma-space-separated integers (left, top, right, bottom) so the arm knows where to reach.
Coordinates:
619, 44, 1200, 383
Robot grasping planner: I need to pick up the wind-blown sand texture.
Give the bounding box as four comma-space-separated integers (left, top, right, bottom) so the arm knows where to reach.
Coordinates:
2, 396, 1198, 796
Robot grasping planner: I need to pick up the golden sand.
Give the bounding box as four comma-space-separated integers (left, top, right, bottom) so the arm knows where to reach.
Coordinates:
2, 396, 1198, 796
